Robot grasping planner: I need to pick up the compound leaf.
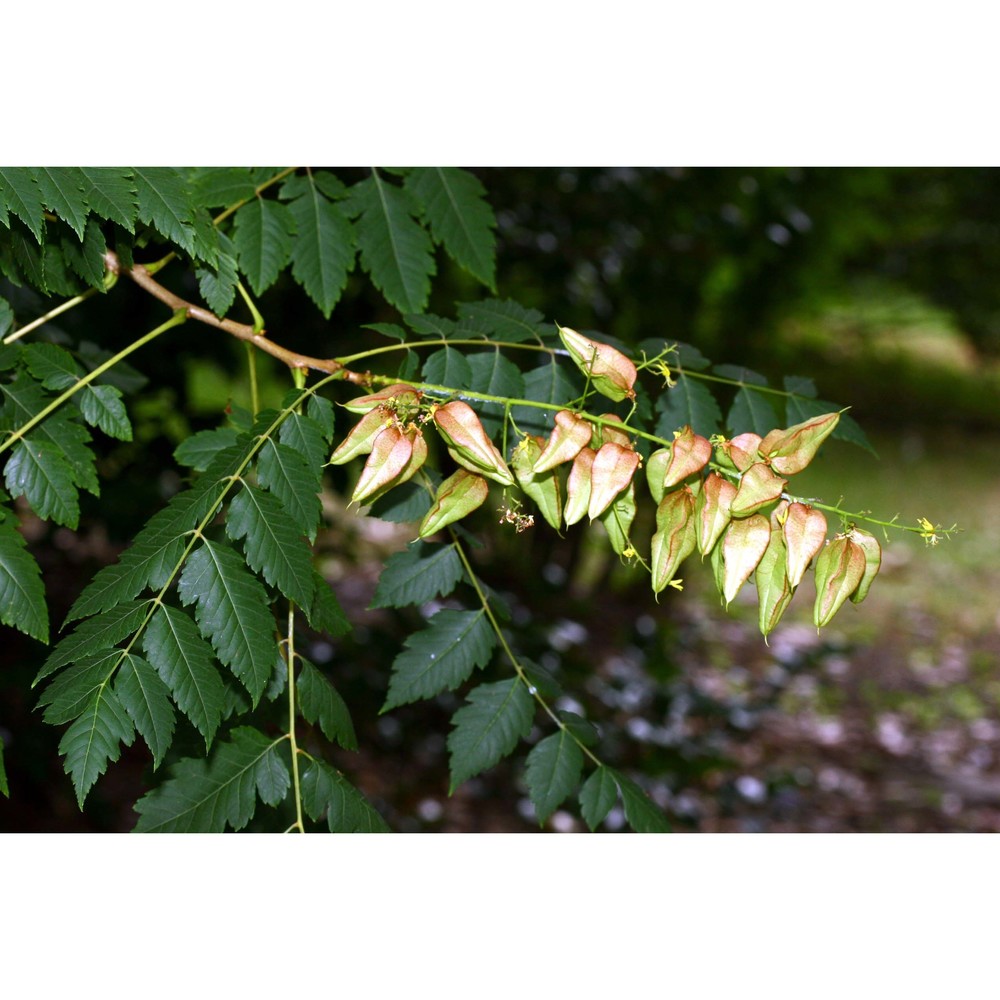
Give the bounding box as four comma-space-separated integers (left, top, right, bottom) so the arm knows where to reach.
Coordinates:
300, 758, 389, 833
143, 604, 225, 749
448, 678, 534, 792
256, 439, 322, 541
177, 539, 276, 706
405, 167, 496, 288
0, 517, 48, 642
369, 542, 464, 609
297, 658, 357, 750
525, 729, 584, 824
346, 173, 434, 314
114, 653, 176, 768
384, 609, 495, 711
133, 726, 286, 832
226, 484, 315, 609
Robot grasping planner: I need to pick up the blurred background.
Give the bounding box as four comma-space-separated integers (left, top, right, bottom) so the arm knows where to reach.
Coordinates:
2, 166, 999, 832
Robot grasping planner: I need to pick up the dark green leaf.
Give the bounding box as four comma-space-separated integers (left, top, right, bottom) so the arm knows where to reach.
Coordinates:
370, 542, 464, 609
133, 167, 199, 258
10, 227, 46, 288
287, 183, 355, 318
783, 374, 817, 398
557, 711, 600, 747
405, 168, 496, 288
300, 758, 389, 832
609, 769, 671, 833
4, 439, 79, 527
0, 299, 13, 340
0, 518, 48, 642
60, 684, 134, 807
278, 411, 327, 471
133, 727, 285, 832
306, 394, 335, 440
297, 658, 357, 750
78, 341, 147, 393
23, 342, 83, 390
448, 678, 534, 791
525, 729, 584, 824
60, 219, 108, 289
174, 427, 240, 471
192, 167, 256, 208
346, 173, 435, 314
714, 364, 768, 385
233, 198, 295, 296
422, 346, 473, 388
467, 349, 525, 439
307, 571, 351, 637
511, 357, 580, 439
579, 766, 618, 831
79, 384, 132, 441
31, 167, 89, 240
456, 299, 549, 344
38, 653, 120, 724
177, 540, 276, 706
362, 322, 407, 341
367, 478, 434, 523
655, 375, 723, 438
196, 233, 239, 316
0, 168, 44, 242
114, 653, 176, 768
384, 609, 495, 711
404, 312, 455, 339
0, 743, 7, 798
225, 484, 315, 609
256, 439, 322, 540
79, 168, 138, 230
786, 395, 875, 454
727, 386, 780, 436
143, 605, 226, 749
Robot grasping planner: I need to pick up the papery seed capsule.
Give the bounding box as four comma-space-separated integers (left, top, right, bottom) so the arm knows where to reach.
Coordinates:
813, 535, 866, 628
596, 414, 631, 448
328, 407, 394, 465
558, 325, 637, 402
756, 526, 793, 639
661, 425, 712, 490
351, 425, 415, 504
588, 442, 640, 520
418, 469, 490, 539
512, 436, 563, 531
760, 412, 840, 476
564, 447, 596, 526
721, 514, 771, 606
782, 502, 828, 588
600, 482, 637, 556
646, 448, 672, 505
847, 528, 882, 605
342, 384, 422, 414
717, 432, 763, 474
532, 410, 593, 474
651, 488, 697, 594
356, 427, 428, 506
433, 400, 515, 487
730, 462, 787, 517
696, 472, 737, 555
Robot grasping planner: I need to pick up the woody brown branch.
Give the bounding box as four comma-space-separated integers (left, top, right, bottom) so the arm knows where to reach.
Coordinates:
103, 250, 366, 384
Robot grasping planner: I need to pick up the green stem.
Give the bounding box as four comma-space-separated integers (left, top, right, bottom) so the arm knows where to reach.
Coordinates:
245, 342, 260, 415
0, 309, 187, 459
286, 605, 305, 833
236, 280, 266, 334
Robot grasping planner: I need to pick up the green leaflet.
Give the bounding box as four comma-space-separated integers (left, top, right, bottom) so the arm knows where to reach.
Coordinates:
369, 542, 464, 609
4, 435, 79, 527
132, 167, 201, 261
174, 428, 240, 471
447, 678, 534, 792
78, 168, 138, 231
405, 167, 497, 289
423, 346, 473, 388
307, 571, 351, 637
191, 167, 256, 208
233, 197, 295, 296
278, 410, 329, 472
467, 349, 525, 439
225, 484, 315, 609
31, 167, 90, 240
510, 357, 580, 439
608, 769, 671, 833
300, 758, 389, 833
0, 167, 45, 241
60, 220, 108, 289
177, 539, 276, 706
256, 439, 322, 541
403, 312, 456, 340
306, 394, 335, 440
297, 658, 357, 750
579, 766, 619, 831
346, 173, 435, 314
38, 652, 121, 724
79, 384, 132, 441
196, 233, 239, 316
133, 727, 288, 832
656, 375, 723, 439
59, 685, 135, 808
0, 517, 48, 642
727, 385, 780, 437
786, 393, 875, 455
143, 604, 226, 749
287, 181, 355, 318
456, 299, 551, 344
383, 609, 496, 711
525, 729, 585, 825
114, 653, 176, 769
368, 479, 434, 524
23, 342, 83, 389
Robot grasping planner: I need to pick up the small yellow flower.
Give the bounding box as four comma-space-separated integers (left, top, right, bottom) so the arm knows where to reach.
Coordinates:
917, 516, 940, 546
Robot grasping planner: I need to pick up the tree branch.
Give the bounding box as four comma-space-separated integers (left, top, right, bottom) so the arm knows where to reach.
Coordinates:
103, 250, 366, 384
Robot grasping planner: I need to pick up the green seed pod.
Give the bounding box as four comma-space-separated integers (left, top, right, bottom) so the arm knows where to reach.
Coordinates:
418, 469, 490, 539
600, 482, 637, 556
532, 410, 593, 474
512, 436, 563, 531
782, 502, 828, 588
661, 425, 712, 490
595, 414, 631, 448
351, 425, 416, 505
848, 528, 882, 605
587, 442, 640, 520
756, 526, 793, 639
558, 325, 637, 402
730, 462, 787, 517
813, 535, 866, 628
650, 488, 697, 594
328, 407, 394, 465
564, 447, 596, 526
645, 447, 671, 504
696, 472, 737, 555
760, 412, 840, 476
721, 513, 771, 606
433, 400, 515, 487
356, 427, 428, 506
341, 384, 422, 414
